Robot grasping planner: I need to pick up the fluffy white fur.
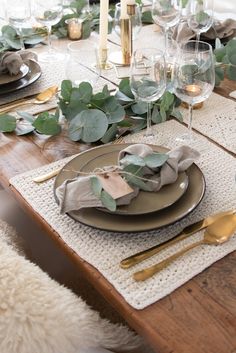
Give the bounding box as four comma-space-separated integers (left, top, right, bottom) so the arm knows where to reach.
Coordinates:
0, 219, 143, 353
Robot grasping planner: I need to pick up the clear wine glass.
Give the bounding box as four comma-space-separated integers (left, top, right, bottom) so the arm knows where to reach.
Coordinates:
66, 40, 101, 88
5, 0, 31, 50
152, 0, 182, 55
130, 48, 166, 141
114, 2, 142, 41
187, 0, 214, 44
33, 0, 64, 62
173, 40, 215, 143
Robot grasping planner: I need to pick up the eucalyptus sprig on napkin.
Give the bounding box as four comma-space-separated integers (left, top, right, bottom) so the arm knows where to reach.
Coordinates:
0, 79, 182, 142
55, 144, 199, 213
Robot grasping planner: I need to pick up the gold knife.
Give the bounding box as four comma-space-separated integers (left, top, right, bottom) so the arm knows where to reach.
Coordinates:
120, 210, 236, 269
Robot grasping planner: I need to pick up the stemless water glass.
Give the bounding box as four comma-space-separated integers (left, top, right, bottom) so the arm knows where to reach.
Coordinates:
34, 0, 63, 62
5, 0, 31, 50
65, 40, 101, 88
187, 0, 214, 44
152, 0, 181, 55
173, 40, 215, 142
130, 48, 166, 141
114, 2, 142, 41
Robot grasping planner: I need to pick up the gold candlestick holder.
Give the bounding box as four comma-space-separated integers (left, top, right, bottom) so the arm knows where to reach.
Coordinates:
109, 4, 135, 66
98, 48, 113, 70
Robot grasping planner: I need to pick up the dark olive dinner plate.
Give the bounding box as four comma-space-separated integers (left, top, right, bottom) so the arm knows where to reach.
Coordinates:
0, 64, 29, 86
54, 144, 205, 233
0, 60, 41, 95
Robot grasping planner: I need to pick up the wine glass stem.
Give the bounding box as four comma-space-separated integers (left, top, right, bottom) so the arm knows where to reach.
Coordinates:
18, 27, 25, 50
164, 28, 169, 55
195, 32, 200, 52
46, 25, 52, 53
146, 102, 153, 137
188, 103, 193, 140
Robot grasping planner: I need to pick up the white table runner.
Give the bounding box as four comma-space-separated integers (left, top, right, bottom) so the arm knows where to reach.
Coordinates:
10, 120, 236, 309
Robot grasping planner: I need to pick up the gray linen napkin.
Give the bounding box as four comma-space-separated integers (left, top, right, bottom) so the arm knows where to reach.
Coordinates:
56, 144, 200, 214
173, 19, 236, 43
0, 50, 38, 76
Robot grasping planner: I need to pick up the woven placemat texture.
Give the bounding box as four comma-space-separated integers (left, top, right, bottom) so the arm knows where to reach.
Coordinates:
10, 114, 236, 310
181, 92, 236, 154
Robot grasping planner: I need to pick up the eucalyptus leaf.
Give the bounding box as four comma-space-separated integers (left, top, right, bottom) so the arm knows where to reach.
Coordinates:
144, 153, 168, 168
141, 10, 153, 23
214, 46, 226, 62
131, 101, 148, 115
69, 109, 108, 142
226, 65, 236, 81
160, 106, 166, 121
171, 109, 183, 122
151, 105, 162, 123
120, 155, 145, 167
70, 82, 93, 104
100, 96, 125, 123
15, 124, 35, 136
0, 114, 16, 132
33, 112, 61, 135
100, 190, 116, 212
119, 78, 134, 99
160, 91, 175, 111
17, 111, 35, 123
100, 123, 118, 144
61, 80, 73, 101
90, 176, 102, 198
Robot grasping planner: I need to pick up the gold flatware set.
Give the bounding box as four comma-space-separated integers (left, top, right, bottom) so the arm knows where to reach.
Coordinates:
120, 210, 236, 281
0, 86, 58, 114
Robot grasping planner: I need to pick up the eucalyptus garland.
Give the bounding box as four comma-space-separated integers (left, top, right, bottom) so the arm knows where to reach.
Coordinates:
0, 78, 182, 141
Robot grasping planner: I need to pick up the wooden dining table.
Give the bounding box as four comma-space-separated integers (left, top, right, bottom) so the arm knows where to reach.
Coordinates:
0, 35, 236, 353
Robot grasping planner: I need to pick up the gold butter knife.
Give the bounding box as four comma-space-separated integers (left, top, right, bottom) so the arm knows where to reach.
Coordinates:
120, 210, 236, 269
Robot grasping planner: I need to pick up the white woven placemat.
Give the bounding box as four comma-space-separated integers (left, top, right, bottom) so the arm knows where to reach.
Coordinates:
181, 92, 236, 154
10, 117, 236, 310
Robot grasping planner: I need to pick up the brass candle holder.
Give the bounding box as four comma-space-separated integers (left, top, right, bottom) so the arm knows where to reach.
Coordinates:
98, 48, 113, 70
109, 3, 135, 66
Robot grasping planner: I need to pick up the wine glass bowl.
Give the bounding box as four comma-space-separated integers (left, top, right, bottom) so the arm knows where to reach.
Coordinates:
130, 48, 166, 140
187, 0, 214, 42
66, 40, 101, 88
152, 0, 181, 54
5, 0, 31, 50
173, 40, 215, 142
34, 0, 63, 62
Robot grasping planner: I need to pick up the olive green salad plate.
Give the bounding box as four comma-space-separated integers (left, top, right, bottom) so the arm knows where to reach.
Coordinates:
54, 144, 205, 233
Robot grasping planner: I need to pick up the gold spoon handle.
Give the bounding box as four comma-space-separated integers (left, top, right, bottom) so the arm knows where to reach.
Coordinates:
133, 239, 204, 281
0, 101, 32, 114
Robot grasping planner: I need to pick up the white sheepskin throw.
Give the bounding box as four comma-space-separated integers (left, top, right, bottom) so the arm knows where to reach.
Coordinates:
0, 219, 143, 353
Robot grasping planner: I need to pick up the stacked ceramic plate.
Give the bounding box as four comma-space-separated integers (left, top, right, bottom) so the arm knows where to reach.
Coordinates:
54, 144, 206, 232
0, 60, 41, 95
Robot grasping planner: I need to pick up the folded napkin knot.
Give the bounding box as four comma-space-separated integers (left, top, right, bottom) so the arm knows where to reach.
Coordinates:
0, 50, 38, 76
56, 144, 200, 214
173, 19, 236, 43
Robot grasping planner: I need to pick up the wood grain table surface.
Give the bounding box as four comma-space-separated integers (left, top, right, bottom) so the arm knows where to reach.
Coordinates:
0, 35, 235, 353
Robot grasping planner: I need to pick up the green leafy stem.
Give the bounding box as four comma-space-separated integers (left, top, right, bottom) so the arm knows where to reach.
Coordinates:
0, 78, 182, 142
90, 150, 169, 211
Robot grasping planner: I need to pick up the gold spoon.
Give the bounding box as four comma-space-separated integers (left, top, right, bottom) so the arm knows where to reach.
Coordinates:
120, 210, 236, 269
0, 86, 58, 114
133, 213, 236, 281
